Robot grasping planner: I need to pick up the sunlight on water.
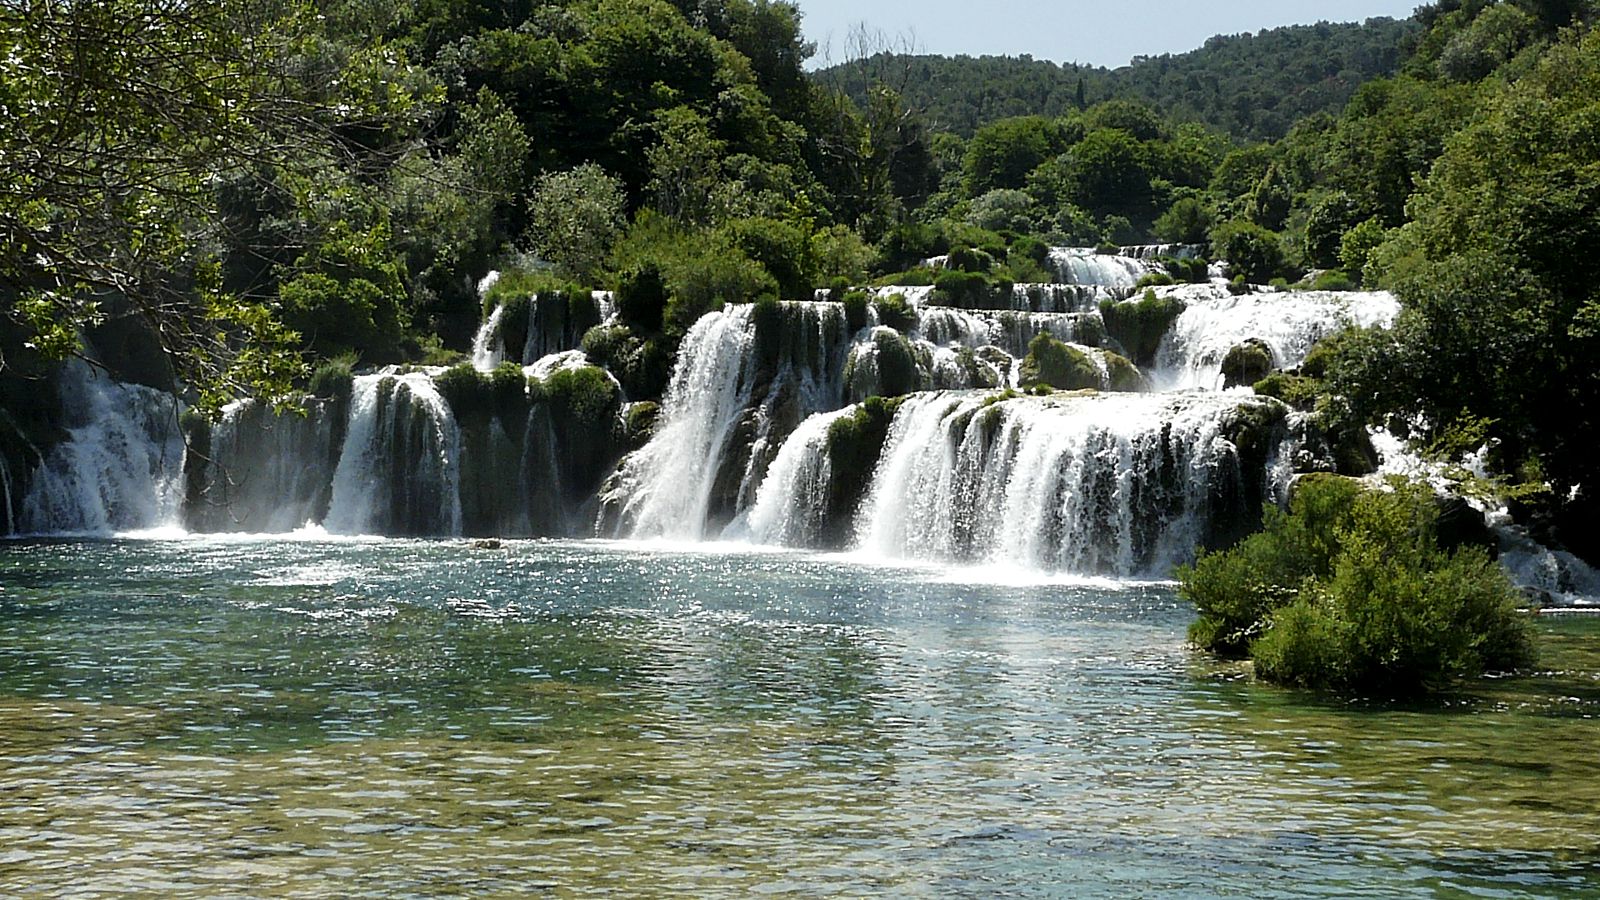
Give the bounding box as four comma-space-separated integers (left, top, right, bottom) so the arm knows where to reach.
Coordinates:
1, 538, 1596, 897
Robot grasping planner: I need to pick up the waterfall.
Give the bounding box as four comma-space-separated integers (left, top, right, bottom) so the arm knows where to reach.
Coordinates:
731, 406, 853, 547
471, 304, 507, 372
1120, 243, 1204, 260
605, 304, 758, 539
0, 452, 13, 535
1152, 286, 1400, 390
849, 391, 1288, 575
19, 362, 186, 534
324, 372, 463, 536
1048, 248, 1162, 289
190, 398, 342, 533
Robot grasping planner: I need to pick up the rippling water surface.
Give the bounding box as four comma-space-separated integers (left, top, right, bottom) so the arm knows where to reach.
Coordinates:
1, 538, 1597, 897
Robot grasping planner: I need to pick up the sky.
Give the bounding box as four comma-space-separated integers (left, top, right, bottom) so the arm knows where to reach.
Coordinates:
796, 0, 1422, 69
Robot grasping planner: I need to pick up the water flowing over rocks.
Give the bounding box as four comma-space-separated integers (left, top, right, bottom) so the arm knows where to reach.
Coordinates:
6, 248, 1478, 581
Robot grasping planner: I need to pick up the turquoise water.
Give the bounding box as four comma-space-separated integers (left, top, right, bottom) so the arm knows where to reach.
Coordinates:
1, 537, 1597, 897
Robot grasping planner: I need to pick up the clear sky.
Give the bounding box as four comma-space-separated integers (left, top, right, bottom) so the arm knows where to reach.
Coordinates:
797, 0, 1422, 69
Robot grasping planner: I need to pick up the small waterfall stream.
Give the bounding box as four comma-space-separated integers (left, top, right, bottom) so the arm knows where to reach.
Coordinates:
325, 372, 463, 537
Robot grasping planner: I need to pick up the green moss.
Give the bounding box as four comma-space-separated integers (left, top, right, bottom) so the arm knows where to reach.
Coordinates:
1099, 290, 1186, 366
434, 362, 529, 423
1019, 333, 1100, 391
824, 396, 906, 525
1221, 339, 1275, 389
1135, 272, 1176, 288
581, 324, 671, 401
623, 401, 660, 449
841, 290, 871, 332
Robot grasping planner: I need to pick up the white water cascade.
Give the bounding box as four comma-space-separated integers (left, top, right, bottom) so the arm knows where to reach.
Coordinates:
470, 303, 507, 371
851, 391, 1287, 575
324, 372, 463, 536
605, 305, 757, 539
191, 399, 343, 533
19, 363, 186, 534
1152, 286, 1400, 390
732, 406, 853, 547
1048, 247, 1163, 290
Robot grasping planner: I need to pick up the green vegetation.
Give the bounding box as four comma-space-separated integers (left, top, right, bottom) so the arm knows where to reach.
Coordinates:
1183, 476, 1535, 693
1019, 334, 1101, 391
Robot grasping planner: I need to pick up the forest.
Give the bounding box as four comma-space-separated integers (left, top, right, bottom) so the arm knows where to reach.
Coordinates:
4, 0, 1600, 688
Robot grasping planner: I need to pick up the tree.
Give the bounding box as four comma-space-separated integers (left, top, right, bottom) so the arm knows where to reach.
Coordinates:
0, 0, 431, 410
528, 164, 627, 279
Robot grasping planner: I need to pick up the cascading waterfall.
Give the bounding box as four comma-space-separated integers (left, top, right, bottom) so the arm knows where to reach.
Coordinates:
324, 372, 463, 536
1048, 248, 1163, 289
1152, 286, 1400, 390
471, 303, 507, 372
605, 304, 758, 539
731, 406, 853, 547
851, 391, 1287, 575
19, 362, 186, 534
189, 398, 343, 533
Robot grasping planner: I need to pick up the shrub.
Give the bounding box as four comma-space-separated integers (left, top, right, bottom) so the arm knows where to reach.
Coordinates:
1213, 219, 1287, 284
872, 293, 919, 332
581, 324, 671, 401
1182, 476, 1536, 693
839, 290, 872, 333
1135, 272, 1176, 288
930, 269, 1005, 308
1310, 269, 1358, 292
307, 355, 355, 402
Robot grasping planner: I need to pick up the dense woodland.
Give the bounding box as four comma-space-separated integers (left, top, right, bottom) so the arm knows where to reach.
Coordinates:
3, 0, 1600, 583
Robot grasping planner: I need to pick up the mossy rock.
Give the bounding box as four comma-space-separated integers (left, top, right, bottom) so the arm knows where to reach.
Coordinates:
1019, 333, 1100, 391
845, 328, 923, 400
1221, 339, 1275, 389
1100, 290, 1186, 366
1104, 352, 1144, 393
823, 396, 906, 537
580, 323, 670, 401
434, 362, 529, 424
623, 401, 660, 449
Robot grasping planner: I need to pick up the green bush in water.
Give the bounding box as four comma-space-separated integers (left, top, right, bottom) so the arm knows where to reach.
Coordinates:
872, 293, 919, 332
623, 401, 660, 448
581, 324, 671, 401
1182, 475, 1535, 693
544, 364, 621, 425
434, 362, 528, 422
871, 267, 938, 287
1252, 373, 1320, 410
1135, 272, 1176, 288
1019, 333, 1100, 391
1161, 255, 1210, 284
1310, 270, 1358, 292
1099, 289, 1185, 366
947, 245, 996, 273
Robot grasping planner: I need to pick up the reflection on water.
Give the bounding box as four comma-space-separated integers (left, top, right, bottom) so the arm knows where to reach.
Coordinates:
0, 538, 1596, 897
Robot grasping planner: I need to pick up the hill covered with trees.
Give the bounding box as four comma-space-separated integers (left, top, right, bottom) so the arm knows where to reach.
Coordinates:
812, 17, 1420, 140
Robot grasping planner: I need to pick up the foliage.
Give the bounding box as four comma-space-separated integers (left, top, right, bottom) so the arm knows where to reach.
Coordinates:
1213, 220, 1289, 284
1182, 475, 1535, 693
527, 164, 627, 280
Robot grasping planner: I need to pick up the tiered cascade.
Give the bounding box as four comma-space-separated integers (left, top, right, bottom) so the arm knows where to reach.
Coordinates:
10, 250, 1401, 575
